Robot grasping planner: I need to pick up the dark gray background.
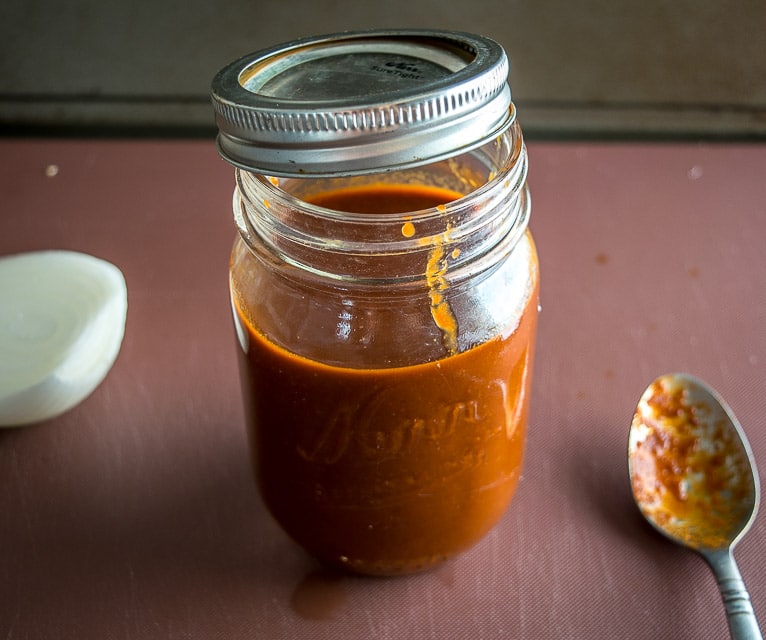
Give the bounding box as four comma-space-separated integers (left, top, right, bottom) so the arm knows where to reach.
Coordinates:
1, 0, 765, 138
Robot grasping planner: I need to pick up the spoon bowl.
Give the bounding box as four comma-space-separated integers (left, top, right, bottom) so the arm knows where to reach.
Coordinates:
628, 372, 761, 639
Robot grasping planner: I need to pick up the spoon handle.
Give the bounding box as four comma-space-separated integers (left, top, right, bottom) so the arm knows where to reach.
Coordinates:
705, 548, 762, 640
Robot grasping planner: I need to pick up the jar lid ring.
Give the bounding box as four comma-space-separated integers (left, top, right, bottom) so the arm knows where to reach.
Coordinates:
211, 29, 513, 177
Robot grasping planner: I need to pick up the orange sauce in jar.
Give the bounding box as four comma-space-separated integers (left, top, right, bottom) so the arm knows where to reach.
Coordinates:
232, 183, 539, 575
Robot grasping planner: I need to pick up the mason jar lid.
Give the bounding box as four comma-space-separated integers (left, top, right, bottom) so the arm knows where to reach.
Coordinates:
211, 29, 514, 177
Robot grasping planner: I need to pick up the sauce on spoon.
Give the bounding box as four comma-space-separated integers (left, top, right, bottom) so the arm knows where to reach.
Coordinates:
629, 374, 757, 550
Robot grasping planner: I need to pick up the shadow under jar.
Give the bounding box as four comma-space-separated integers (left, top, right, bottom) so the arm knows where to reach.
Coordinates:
213, 29, 540, 575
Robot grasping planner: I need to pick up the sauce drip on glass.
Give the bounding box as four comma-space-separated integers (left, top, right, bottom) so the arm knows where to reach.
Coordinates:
307, 184, 462, 353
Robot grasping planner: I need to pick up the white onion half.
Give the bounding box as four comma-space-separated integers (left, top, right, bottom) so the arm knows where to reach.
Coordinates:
0, 250, 128, 427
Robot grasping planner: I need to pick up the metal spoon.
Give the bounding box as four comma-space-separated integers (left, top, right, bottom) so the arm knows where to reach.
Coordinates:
628, 372, 762, 639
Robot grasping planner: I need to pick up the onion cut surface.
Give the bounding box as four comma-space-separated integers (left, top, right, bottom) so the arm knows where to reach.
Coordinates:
0, 250, 127, 427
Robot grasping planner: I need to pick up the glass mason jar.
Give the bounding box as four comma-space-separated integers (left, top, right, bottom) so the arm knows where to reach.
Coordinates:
213, 29, 539, 575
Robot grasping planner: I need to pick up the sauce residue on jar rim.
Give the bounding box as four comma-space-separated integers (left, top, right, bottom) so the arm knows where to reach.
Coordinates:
629, 376, 756, 550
